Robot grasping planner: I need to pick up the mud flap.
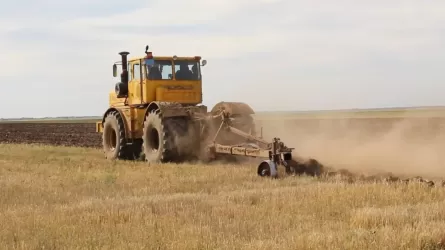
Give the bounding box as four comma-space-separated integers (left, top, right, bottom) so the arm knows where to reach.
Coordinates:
257, 160, 278, 178
96, 121, 103, 133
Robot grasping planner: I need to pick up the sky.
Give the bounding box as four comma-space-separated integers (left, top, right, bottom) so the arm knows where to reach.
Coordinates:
1, 0, 444, 118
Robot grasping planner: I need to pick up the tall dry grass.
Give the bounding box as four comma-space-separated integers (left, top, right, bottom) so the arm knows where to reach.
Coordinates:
1, 143, 445, 249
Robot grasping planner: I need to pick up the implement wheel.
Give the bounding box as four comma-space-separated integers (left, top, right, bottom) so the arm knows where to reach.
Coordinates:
257, 160, 278, 178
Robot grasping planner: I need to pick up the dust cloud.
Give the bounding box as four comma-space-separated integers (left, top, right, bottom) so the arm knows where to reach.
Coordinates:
256, 115, 445, 179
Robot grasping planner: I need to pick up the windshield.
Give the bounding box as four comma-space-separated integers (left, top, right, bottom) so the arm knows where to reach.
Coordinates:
143, 59, 201, 80
144, 59, 173, 80
174, 60, 201, 80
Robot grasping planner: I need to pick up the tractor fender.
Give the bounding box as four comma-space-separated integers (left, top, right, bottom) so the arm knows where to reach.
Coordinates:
210, 101, 255, 116
144, 101, 188, 120
101, 107, 131, 139
257, 160, 278, 178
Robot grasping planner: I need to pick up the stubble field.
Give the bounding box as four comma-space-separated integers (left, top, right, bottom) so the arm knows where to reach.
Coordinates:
2, 113, 445, 249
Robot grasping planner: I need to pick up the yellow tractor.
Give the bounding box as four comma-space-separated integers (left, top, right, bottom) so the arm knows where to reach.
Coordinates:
96, 46, 322, 178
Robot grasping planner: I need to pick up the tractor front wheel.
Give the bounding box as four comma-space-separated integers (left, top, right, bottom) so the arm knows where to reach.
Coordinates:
102, 111, 128, 160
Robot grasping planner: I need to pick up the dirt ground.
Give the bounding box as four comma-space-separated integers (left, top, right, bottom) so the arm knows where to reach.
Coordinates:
0, 122, 101, 148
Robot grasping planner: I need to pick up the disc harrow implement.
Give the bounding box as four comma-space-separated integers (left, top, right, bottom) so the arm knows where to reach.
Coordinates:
201, 109, 322, 178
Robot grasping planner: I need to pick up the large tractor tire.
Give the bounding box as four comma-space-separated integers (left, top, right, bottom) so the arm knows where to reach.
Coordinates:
142, 110, 196, 163
102, 111, 130, 160
165, 117, 199, 159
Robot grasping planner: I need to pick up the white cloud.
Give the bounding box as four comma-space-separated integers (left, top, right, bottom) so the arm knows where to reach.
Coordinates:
60, 0, 252, 29
54, 0, 293, 59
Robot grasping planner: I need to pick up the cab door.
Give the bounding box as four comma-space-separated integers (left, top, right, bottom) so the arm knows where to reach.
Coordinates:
128, 60, 143, 105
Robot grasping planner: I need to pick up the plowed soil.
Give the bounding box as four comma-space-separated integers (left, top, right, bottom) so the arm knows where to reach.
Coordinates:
0, 123, 101, 148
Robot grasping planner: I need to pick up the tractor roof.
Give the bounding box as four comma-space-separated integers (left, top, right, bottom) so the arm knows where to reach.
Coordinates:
128, 56, 202, 62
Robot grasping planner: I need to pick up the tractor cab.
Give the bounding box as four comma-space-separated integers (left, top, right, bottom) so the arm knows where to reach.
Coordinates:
143, 50, 206, 81
110, 45, 208, 106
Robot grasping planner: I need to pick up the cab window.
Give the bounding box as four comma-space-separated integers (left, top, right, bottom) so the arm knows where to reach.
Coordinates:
144, 59, 173, 80
174, 60, 201, 80
132, 63, 141, 80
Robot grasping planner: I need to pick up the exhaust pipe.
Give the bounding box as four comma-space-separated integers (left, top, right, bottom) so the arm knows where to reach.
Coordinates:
119, 51, 130, 85
115, 51, 130, 98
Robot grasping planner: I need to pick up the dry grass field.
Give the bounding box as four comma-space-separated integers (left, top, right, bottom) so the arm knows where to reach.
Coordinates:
2, 109, 445, 249
1, 143, 445, 249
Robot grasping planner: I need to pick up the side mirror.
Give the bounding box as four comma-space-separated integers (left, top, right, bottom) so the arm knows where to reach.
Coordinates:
112, 64, 117, 77
201, 60, 207, 67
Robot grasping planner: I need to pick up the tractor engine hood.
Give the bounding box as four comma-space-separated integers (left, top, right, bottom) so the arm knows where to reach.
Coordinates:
155, 84, 200, 104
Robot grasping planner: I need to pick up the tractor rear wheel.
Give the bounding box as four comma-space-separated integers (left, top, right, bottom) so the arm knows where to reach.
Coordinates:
102, 111, 128, 160
142, 110, 193, 163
